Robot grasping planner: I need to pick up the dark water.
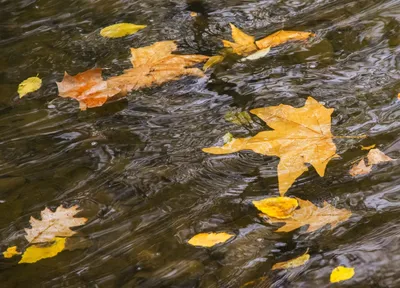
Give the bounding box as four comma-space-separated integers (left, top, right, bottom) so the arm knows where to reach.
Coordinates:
0, 0, 399, 287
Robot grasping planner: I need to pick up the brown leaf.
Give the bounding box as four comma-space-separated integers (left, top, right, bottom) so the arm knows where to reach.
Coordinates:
203, 97, 338, 196
349, 159, 372, 176
349, 148, 393, 176
24, 205, 87, 244
57, 69, 121, 110
264, 198, 351, 233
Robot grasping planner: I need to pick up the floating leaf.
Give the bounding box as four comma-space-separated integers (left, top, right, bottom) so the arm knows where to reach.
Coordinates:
255, 30, 315, 50
253, 197, 298, 219
190, 11, 198, 17
224, 110, 253, 125
24, 205, 87, 244
272, 251, 310, 270
188, 232, 234, 247
203, 97, 338, 196
18, 76, 42, 98
222, 23, 257, 55
203, 55, 225, 71
330, 266, 355, 283
349, 159, 371, 176
350, 148, 393, 176
263, 198, 351, 233
19, 237, 66, 264
100, 23, 146, 38
361, 144, 376, 150
3, 246, 21, 258
242, 47, 271, 61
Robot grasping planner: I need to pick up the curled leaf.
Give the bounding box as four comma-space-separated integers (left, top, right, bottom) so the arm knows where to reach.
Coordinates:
203, 55, 225, 71
100, 23, 146, 38
19, 237, 66, 264
3, 246, 21, 258
188, 232, 234, 247
272, 251, 310, 270
361, 144, 376, 150
18, 76, 42, 98
330, 266, 355, 283
253, 197, 298, 219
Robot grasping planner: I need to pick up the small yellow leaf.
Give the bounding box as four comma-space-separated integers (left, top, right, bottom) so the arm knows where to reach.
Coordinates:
361, 144, 376, 150
272, 251, 310, 270
18, 76, 42, 98
203, 55, 225, 71
330, 266, 355, 283
19, 237, 66, 264
188, 232, 234, 247
253, 197, 298, 219
100, 23, 147, 38
3, 246, 21, 258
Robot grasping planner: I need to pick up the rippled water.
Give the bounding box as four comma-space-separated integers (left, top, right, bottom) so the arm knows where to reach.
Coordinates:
0, 0, 399, 287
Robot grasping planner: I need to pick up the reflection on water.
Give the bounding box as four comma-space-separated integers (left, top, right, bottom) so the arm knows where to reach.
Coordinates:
0, 0, 399, 287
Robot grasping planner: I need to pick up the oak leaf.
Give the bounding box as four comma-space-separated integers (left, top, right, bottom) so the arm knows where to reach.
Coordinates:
350, 148, 393, 176
262, 198, 351, 233
203, 97, 338, 196
24, 205, 87, 244
330, 266, 355, 283
272, 251, 310, 270
253, 197, 298, 219
188, 232, 234, 247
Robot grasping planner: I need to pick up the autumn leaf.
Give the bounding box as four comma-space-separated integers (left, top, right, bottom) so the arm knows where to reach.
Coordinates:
222, 23, 314, 56
242, 47, 271, 61
188, 232, 234, 247
272, 251, 310, 270
3, 246, 21, 258
100, 23, 146, 38
57, 68, 121, 110
253, 197, 298, 219
19, 237, 66, 264
330, 266, 355, 283
24, 205, 87, 244
349, 159, 371, 176
203, 55, 225, 71
107, 41, 208, 93
262, 198, 351, 233
203, 97, 338, 196
18, 76, 42, 98
361, 144, 376, 150
350, 148, 393, 176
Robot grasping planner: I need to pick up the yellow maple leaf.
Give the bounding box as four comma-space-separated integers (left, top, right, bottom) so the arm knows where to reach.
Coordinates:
263, 198, 351, 233
19, 237, 66, 264
188, 232, 234, 247
3, 246, 21, 258
18, 76, 42, 98
24, 205, 87, 244
330, 266, 355, 283
100, 23, 146, 38
253, 197, 298, 219
272, 251, 310, 270
203, 97, 338, 196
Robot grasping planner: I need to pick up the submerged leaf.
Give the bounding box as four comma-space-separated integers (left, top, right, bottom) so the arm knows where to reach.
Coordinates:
242, 47, 271, 61
24, 205, 87, 244
264, 198, 351, 233
272, 251, 310, 270
203, 97, 338, 196
203, 55, 225, 71
188, 232, 234, 247
18, 76, 42, 98
350, 148, 393, 176
100, 23, 146, 38
253, 197, 298, 219
255, 30, 315, 50
224, 110, 253, 125
3, 246, 21, 258
19, 237, 66, 264
349, 159, 372, 176
330, 266, 355, 283
223, 132, 234, 144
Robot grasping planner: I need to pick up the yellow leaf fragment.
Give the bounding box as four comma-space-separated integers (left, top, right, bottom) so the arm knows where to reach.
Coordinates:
272, 251, 310, 270
367, 148, 393, 165
3, 246, 21, 258
242, 47, 270, 61
188, 232, 234, 247
203, 55, 225, 71
100, 23, 147, 38
253, 197, 298, 219
190, 11, 198, 17
255, 30, 315, 50
203, 97, 338, 196
361, 144, 376, 150
349, 159, 372, 176
19, 237, 66, 264
264, 198, 351, 233
330, 266, 355, 283
18, 76, 42, 98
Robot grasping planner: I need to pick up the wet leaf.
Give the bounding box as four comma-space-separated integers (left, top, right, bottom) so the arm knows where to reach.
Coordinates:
223, 132, 234, 144
222, 23, 314, 56
272, 251, 310, 270
253, 197, 298, 219
100, 23, 146, 38
242, 47, 271, 61
350, 148, 393, 176
330, 266, 355, 283
224, 110, 253, 125
349, 159, 371, 176
203, 97, 338, 196
263, 198, 351, 233
19, 237, 66, 264
361, 144, 376, 150
188, 232, 234, 247
18, 76, 42, 98
203, 55, 225, 71
3, 246, 21, 258
24, 205, 87, 244
190, 11, 198, 17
